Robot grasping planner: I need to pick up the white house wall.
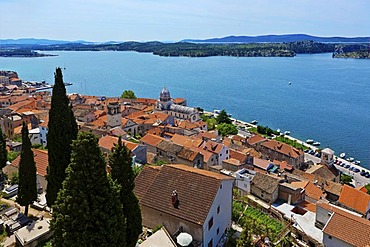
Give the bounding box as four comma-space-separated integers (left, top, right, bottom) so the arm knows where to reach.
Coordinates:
202, 179, 233, 247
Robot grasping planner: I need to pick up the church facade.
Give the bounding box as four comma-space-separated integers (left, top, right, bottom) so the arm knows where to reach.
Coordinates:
154, 87, 200, 123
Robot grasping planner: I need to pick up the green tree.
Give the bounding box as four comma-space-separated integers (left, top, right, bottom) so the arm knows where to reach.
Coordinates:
217, 123, 238, 136
120, 90, 137, 99
51, 132, 126, 247
237, 221, 253, 247
46, 67, 78, 207
340, 174, 353, 185
364, 184, 370, 195
109, 137, 142, 247
0, 128, 7, 173
16, 122, 37, 216
216, 110, 232, 124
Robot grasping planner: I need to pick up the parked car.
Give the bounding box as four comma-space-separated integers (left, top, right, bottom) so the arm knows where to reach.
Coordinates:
360, 171, 366, 176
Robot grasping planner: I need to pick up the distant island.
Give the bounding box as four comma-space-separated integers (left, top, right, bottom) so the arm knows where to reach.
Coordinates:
0, 49, 57, 57
1, 35, 369, 58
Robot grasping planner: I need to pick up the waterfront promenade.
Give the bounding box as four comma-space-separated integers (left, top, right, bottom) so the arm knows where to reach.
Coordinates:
206, 111, 370, 187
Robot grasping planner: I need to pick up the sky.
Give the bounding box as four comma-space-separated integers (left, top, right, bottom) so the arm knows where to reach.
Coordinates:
1, 0, 369, 42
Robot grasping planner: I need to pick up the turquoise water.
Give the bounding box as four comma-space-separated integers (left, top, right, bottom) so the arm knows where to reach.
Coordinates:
1, 51, 370, 168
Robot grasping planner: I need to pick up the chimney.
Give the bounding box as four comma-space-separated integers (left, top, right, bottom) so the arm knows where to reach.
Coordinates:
171, 190, 179, 208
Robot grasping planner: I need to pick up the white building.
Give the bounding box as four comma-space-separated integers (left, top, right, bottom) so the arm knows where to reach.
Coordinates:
29, 125, 48, 147
235, 168, 256, 196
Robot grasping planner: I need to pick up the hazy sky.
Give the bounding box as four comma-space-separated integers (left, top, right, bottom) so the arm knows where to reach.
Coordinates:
1, 0, 369, 42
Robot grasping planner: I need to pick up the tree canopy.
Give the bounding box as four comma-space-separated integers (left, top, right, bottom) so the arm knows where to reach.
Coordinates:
0, 128, 7, 171
46, 67, 78, 207
16, 122, 37, 216
120, 90, 137, 99
51, 132, 126, 247
216, 109, 232, 124
110, 137, 142, 247
217, 123, 238, 137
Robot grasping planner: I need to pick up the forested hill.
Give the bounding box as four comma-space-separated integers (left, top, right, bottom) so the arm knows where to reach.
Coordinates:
13, 40, 336, 58
183, 34, 370, 43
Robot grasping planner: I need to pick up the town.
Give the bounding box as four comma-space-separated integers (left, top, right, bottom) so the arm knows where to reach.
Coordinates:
0, 69, 370, 247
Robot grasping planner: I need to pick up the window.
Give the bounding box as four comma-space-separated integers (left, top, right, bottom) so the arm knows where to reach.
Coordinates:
217, 206, 220, 214
220, 184, 222, 189
208, 217, 213, 230
328, 236, 332, 240
226, 150, 228, 154
220, 154, 222, 157
208, 239, 213, 247
217, 228, 220, 235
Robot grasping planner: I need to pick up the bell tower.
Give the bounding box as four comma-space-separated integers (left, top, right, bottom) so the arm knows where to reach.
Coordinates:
107, 102, 121, 128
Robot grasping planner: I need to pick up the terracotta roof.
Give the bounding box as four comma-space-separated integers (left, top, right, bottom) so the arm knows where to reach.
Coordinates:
134, 98, 157, 105
198, 131, 218, 140
316, 200, 362, 218
134, 164, 233, 226
12, 149, 48, 177
338, 184, 370, 215
204, 141, 225, 154
177, 120, 198, 130
291, 181, 323, 201
253, 157, 271, 170
251, 173, 280, 194
229, 149, 247, 163
247, 134, 267, 145
177, 147, 199, 161
273, 160, 293, 171
171, 134, 203, 148
357, 186, 369, 194
173, 98, 186, 104
223, 158, 241, 166
141, 134, 166, 147
297, 201, 316, 212
126, 111, 148, 120
306, 164, 339, 180
99, 135, 138, 152
261, 140, 303, 158
323, 212, 370, 247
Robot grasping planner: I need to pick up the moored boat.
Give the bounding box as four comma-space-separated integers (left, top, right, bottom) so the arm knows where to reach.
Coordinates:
312, 142, 320, 146
251, 120, 258, 125
306, 139, 314, 144
284, 131, 290, 135
339, 153, 346, 158
347, 157, 354, 162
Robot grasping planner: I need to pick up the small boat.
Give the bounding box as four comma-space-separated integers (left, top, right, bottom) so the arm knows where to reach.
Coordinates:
306, 139, 314, 144
277, 129, 281, 133
312, 142, 321, 146
347, 157, 354, 162
213, 110, 220, 114
339, 153, 346, 158
284, 131, 290, 135
354, 160, 361, 165
251, 120, 258, 125
288, 81, 292, 85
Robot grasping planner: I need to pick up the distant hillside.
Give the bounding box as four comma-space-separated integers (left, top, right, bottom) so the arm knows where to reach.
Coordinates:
183, 34, 370, 43
0, 38, 93, 45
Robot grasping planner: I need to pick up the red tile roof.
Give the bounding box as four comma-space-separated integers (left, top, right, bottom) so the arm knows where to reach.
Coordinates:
247, 134, 267, 145
291, 181, 323, 201
141, 133, 166, 147
12, 149, 48, 177
338, 184, 370, 215
134, 164, 233, 226
262, 140, 303, 158
323, 212, 370, 247
99, 135, 138, 152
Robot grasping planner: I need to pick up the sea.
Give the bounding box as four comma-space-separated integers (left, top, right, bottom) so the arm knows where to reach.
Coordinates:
1, 51, 370, 168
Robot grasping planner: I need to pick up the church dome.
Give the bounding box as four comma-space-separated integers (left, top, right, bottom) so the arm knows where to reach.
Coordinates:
160, 87, 171, 102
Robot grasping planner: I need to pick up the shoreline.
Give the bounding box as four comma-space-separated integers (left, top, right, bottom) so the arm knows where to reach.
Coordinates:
205, 110, 370, 186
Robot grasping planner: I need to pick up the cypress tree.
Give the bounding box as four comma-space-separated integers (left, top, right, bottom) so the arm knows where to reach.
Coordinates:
51, 132, 126, 247
109, 137, 142, 247
46, 67, 78, 207
17, 122, 37, 216
0, 128, 7, 172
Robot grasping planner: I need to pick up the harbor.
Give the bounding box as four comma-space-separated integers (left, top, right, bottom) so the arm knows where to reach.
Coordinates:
208, 110, 370, 187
